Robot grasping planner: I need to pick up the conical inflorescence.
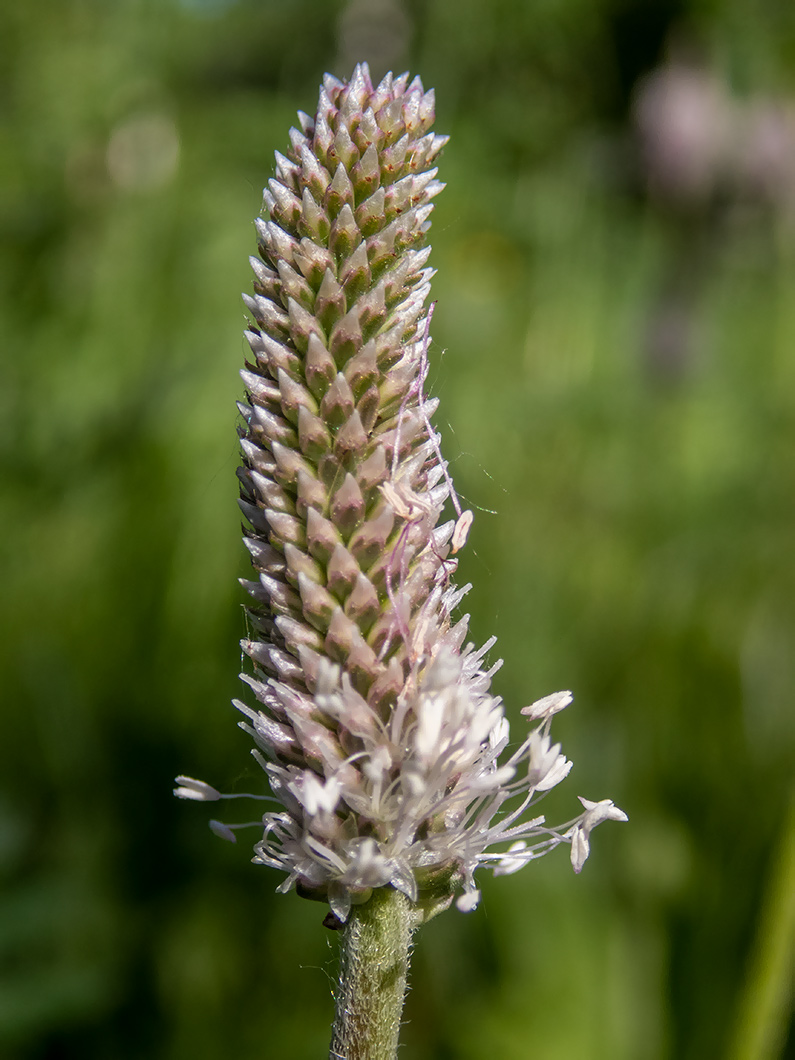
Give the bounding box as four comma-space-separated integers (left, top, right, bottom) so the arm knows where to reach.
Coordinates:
176, 64, 627, 923
237, 63, 453, 747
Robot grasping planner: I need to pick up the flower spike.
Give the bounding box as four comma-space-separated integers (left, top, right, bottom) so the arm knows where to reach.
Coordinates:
176, 64, 627, 924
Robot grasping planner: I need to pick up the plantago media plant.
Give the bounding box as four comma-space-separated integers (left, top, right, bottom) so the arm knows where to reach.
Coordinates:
175, 63, 627, 1059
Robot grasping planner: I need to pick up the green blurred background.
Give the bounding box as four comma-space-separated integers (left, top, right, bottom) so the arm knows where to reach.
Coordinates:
2, 0, 794, 1057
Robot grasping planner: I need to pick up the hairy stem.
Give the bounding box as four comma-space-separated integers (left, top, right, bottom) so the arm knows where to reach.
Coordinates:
329, 887, 414, 1060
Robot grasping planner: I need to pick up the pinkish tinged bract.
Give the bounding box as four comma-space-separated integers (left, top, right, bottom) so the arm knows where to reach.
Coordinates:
176, 63, 627, 923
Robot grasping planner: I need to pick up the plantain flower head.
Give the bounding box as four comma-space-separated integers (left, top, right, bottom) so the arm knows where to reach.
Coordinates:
175, 63, 627, 922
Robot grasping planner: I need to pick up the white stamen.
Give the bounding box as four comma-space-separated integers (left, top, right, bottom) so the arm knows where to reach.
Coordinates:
451, 509, 473, 553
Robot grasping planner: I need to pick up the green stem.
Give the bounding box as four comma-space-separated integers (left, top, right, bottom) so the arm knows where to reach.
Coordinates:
329, 887, 414, 1060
